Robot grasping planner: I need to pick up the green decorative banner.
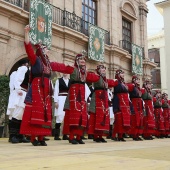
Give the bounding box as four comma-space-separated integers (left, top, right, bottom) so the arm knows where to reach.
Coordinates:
132, 44, 143, 75
88, 24, 105, 62
29, 0, 52, 49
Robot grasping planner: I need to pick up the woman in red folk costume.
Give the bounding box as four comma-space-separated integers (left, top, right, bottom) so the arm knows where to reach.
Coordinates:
153, 90, 165, 138
20, 25, 72, 146
62, 54, 99, 144
128, 75, 145, 141
111, 69, 132, 142
162, 93, 170, 137
88, 65, 117, 143
141, 79, 155, 140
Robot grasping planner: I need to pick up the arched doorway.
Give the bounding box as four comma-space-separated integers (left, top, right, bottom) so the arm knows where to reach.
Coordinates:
8, 57, 29, 76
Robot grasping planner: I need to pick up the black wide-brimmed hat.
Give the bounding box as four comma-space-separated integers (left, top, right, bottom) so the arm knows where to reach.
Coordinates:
18, 59, 29, 66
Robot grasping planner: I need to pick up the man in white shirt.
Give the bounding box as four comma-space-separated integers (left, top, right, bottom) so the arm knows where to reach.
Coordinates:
7, 71, 17, 142
9, 59, 30, 143
54, 74, 70, 140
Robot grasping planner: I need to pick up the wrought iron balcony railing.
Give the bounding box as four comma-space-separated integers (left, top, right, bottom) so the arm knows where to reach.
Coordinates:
152, 84, 161, 89
53, 7, 110, 45
119, 40, 132, 54
3, 0, 110, 45
4, 0, 22, 7
119, 40, 146, 59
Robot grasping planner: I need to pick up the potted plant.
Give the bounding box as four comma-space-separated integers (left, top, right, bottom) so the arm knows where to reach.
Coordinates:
0, 75, 10, 137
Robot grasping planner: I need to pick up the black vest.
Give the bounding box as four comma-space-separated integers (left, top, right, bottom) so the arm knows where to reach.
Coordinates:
21, 69, 30, 89
59, 77, 71, 93
130, 86, 141, 98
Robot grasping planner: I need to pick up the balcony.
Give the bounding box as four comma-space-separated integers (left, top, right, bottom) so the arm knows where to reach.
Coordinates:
119, 40, 132, 55
3, 0, 110, 45
152, 83, 161, 89
3, 0, 22, 7
119, 40, 145, 59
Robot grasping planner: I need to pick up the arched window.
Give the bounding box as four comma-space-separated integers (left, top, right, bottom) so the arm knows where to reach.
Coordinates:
120, 1, 137, 54
82, 0, 97, 30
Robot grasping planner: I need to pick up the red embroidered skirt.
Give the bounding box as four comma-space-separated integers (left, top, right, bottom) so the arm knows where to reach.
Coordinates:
20, 77, 52, 136
69, 84, 88, 128
88, 90, 109, 135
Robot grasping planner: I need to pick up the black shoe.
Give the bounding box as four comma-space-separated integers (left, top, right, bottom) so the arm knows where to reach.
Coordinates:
88, 134, 94, 139
106, 136, 111, 139
26, 136, 31, 140
31, 139, 41, 146
8, 135, 13, 143
133, 138, 139, 141
123, 134, 129, 138
39, 140, 47, 146
159, 135, 164, 139
81, 136, 87, 140
62, 135, 69, 140
143, 137, 151, 140
54, 136, 61, 140
137, 137, 143, 141
94, 138, 101, 143
43, 137, 50, 141
69, 138, 76, 143
111, 137, 118, 141
143, 137, 148, 140
149, 136, 154, 140
20, 137, 30, 143
11, 136, 19, 144
118, 138, 126, 142
69, 139, 79, 144
100, 138, 107, 143
77, 139, 85, 144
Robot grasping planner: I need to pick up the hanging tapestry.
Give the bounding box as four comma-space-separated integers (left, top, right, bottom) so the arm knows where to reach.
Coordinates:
29, 0, 52, 49
88, 24, 105, 62
132, 44, 143, 75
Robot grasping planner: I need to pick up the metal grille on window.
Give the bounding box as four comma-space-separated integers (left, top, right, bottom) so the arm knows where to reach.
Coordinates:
82, 0, 97, 35
122, 18, 132, 54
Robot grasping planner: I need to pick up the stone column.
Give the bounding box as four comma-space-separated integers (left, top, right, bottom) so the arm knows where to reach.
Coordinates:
139, 3, 149, 59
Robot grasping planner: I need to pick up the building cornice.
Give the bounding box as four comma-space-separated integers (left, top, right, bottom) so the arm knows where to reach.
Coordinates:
120, 8, 137, 20
143, 59, 157, 70
148, 35, 164, 40
0, 32, 11, 43
155, 0, 170, 15
0, 1, 29, 19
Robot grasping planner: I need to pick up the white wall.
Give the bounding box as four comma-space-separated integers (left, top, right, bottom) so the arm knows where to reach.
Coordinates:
163, 5, 170, 96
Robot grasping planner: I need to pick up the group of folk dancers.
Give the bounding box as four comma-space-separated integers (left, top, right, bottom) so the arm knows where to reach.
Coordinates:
6, 25, 170, 146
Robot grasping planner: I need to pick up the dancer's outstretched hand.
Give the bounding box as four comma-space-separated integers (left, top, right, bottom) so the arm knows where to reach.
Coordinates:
24, 25, 31, 33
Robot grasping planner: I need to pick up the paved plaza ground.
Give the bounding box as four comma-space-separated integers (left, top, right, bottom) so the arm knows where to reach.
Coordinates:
0, 137, 170, 170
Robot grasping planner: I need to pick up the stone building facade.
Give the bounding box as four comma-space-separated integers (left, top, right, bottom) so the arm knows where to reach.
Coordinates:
0, 0, 155, 82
